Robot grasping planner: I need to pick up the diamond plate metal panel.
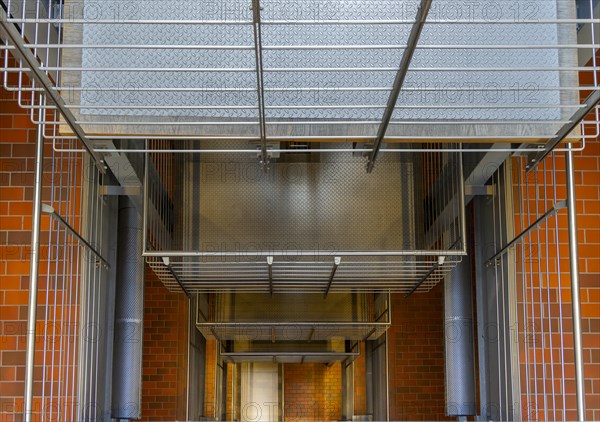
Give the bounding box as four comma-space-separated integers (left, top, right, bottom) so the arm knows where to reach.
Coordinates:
61, 0, 580, 138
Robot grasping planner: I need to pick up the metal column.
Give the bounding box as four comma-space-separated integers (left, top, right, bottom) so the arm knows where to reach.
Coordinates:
111, 196, 145, 419
444, 211, 476, 418
565, 146, 586, 421
23, 98, 45, 422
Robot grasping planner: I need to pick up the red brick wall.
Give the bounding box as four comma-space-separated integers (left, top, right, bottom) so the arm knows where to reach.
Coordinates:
203, 338, 216, 418
283, 362, 342, 422
0, 74, 37, 422
1, 74, 191, 421
512, 58, 600, 421
387, 285, 451, 421
353, 341, 367, 416
141, 266, 188, 421
513, 143, 600, 421
576, 62, 600, 422
0, 74, 79, 421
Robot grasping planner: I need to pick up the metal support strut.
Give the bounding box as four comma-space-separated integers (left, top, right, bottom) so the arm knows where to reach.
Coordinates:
366, 0, 433, 173
251, 0, 269, 171
566, 145, 586, 421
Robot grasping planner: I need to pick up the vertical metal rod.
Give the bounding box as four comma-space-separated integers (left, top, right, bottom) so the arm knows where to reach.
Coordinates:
565, 146, 586, 421
385, 326, 390, 422
552, 152, 567, 420
492, 174, 504, 421
458, 147, 467, 253
24, 96, 45, 422
143, 139, 149, 253
517, 158, 532, 417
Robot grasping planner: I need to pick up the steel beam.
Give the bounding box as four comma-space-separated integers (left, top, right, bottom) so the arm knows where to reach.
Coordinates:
526, 89, 600, 172
366, 0, 432, 173
251, 0, 268, 168
0, 8, 105, 173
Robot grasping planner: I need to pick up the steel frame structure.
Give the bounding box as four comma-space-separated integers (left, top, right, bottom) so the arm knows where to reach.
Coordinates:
142, 144, 467, 295
1, 1, 598, 421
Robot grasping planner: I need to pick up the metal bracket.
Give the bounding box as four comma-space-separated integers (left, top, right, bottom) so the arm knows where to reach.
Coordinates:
404, 255, 445, 298
464, 185, 494, 196
353, 142, 373, 158
98, 185, 141, 196
161, 256, 191, 297
267, 256, 274, 296
256, 144, 272, 172
323, 257, 342, 298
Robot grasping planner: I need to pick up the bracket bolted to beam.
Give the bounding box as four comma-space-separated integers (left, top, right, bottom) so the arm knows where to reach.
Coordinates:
405, 256, 445, 298
267, 256, 274, 295
323, 257, 342, 298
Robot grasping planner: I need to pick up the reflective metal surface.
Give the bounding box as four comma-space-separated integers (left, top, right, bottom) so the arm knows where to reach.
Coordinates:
145, 142, 464, 293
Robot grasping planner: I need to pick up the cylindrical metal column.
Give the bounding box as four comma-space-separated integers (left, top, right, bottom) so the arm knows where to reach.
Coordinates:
444, 220, 476, 418
24, 98, 45, 422
565, 147, 586, 421
111, 196, 145, 420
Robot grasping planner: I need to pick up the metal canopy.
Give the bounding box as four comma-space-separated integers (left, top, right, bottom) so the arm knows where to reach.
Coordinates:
2, 0, 594, 151
144, 142, 465, 294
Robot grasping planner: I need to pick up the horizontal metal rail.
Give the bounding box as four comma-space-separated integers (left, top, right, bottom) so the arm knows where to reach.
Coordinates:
146, 250, 464, 257
53, 143, 594, 155
22, 85, 593, 92
3, 43, 599, 50
6, 18, 597, 25
16, 103, 591, 110
50, 134, 594, 141
3, 65, 599, 73
198, 321, 390, 326
49, 120, 576, 127
263, 44, 599, 50
220, 351, 361, 357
